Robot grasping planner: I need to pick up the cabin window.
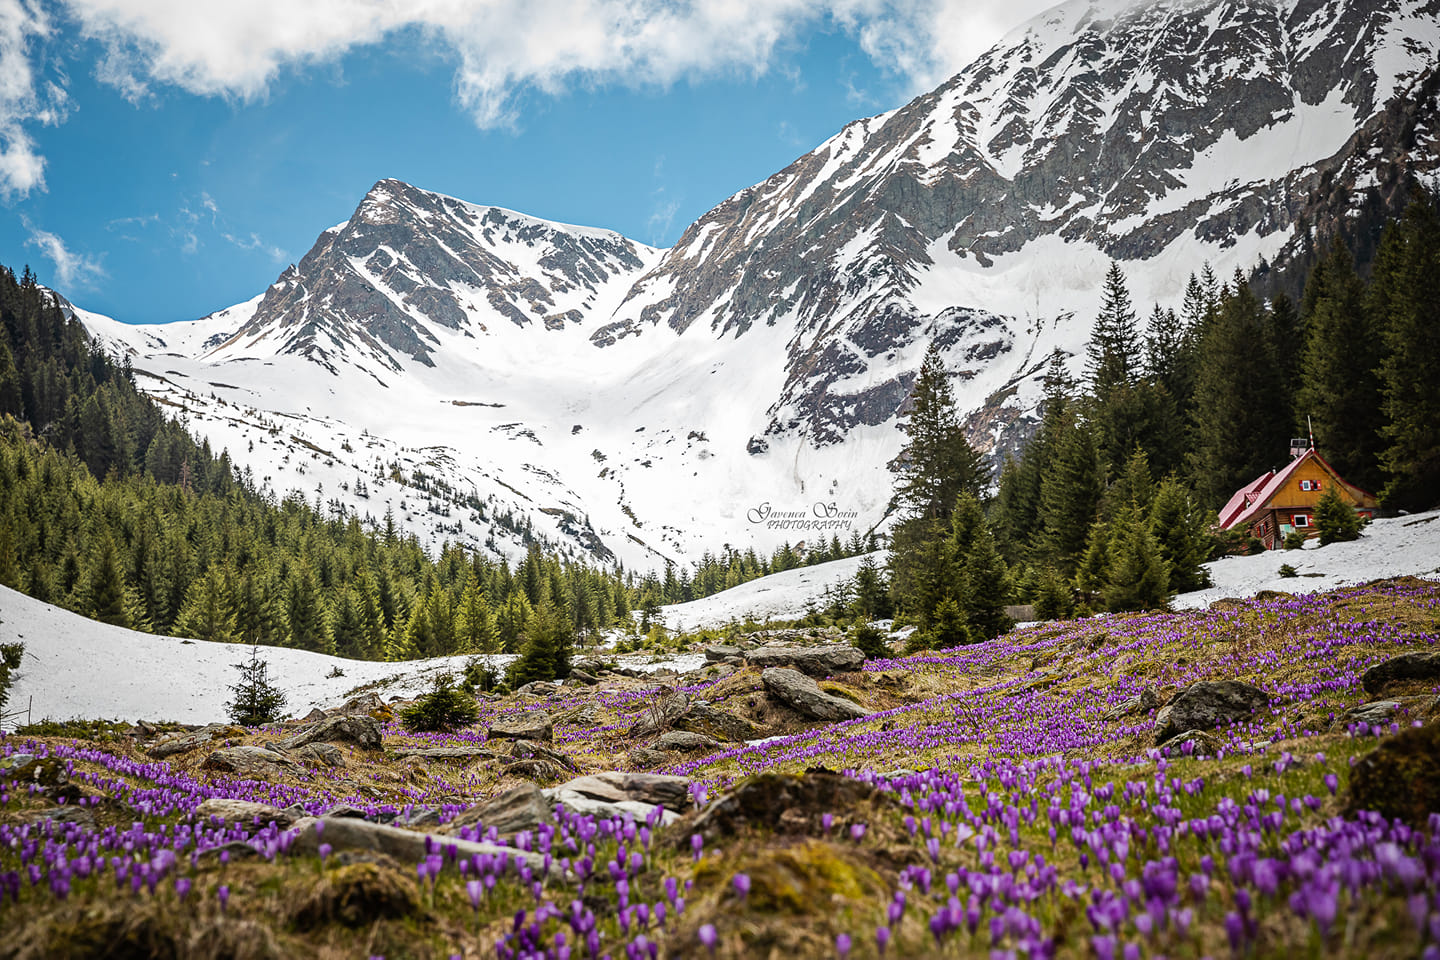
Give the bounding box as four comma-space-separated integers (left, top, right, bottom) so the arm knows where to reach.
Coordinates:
1299, 479, 1322, 492
1293, 513, 1310, 527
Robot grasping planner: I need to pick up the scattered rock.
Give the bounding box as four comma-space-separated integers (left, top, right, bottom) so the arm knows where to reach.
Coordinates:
762, 667, 870, 722
1344, 721, 1440, 827
323, 804, 371, 819
549, 771, 689, 823
657, 730, 722, 753
201, 745, 303, 780
627, 747, 669, 769
16, 805, 96, 829
1335, 700, 1404, 729
746, 645, 865, 677
672, 702, 759, 742
0, 753, 37, 775
195, 798, 296, 830
1103, 688, 1160, 722
289, 861, 419, 930
679, 771, 890, 843
1154, 680, 1270, 744
505, 759, 563, 781
514, 681, 560, 698
302, 707, 328, 722
705, 645, 741, 662
446, 783, 553, 835
149, 724, 246, 759
291, 817, 552, 875
507, 739, 577, 772
567, 669, 599, 686
1162, 729, 1223, 756
1361, 651, 1440, 696
329, 692, 385, 717
628, 692, 691, 737
487, 715, 554, 742
293, 742, 346, 768
281, 715, 383, 752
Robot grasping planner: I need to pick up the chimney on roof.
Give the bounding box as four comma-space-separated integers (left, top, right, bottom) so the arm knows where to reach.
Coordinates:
1290, 436, 1311, 459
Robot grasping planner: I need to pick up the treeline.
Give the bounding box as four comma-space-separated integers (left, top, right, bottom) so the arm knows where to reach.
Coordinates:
888, 195, 1440, 646
0, 265, 653, 672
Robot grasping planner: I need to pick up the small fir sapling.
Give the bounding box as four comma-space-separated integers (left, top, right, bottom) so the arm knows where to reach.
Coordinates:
400, 673, 480, 733
225, 644, 287, 726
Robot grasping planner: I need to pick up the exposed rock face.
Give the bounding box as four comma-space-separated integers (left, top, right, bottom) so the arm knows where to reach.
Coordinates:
1154, 680, 1270, 745
1103, 688, 1160, 722
487, 716, 554, 743
761, 668, 870, 722
1360, 651, 1440, 695
294, 742, 347, 767
746, 646, 866, 677
1344, 722, 1440, 827
282, 715, 383, 752
506, 739, 577, 773
657, 730, 723, 753
553, 772, 692, 812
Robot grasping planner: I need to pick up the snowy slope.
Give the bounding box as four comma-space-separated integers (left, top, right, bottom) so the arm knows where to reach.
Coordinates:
75, 0, 1440, 571
658, 552, 884, 633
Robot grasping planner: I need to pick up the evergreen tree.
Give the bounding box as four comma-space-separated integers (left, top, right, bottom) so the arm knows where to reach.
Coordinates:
1032, 567, 1075, 621
285, 563, 331, 654
400, 673, 480, 732
888, 518, 957, 630
1189, 278, 1288, 506
1314, 484, 1361, 545
1148, 479, 1212, 593
506, 601, 573, 686
1102, 504, 1171, 612
892, 342, 986, 522
1074, 520, 1111, 602
86, 538, 129, 627
851, 555, 891, 621
959, 522, 1013, 640
225, 644, 287, 726
1039, 416, 1104, 571
1376, 197, 1440, 510
173, 566, 236, 644
1087, 263, 1141, 396
925, 597, 972, 649
455, 578, 498, 653
1295, 242, 1386, 492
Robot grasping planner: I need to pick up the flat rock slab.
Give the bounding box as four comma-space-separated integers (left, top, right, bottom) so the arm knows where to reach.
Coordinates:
150, 724, 246, 759
291, 817, 551, 876
657, 730, 722, 753
329, 692, 385, 717
1154, 680, 1269, 745
393, 747, 500, 762
679, 771, 888, 843
281, 715, 383, 752
446, 783, 552, 835
1361, 651, 1440, 695
195, 798, 296, 830
201, 746, 302, 780
487, 717, 554, 743
761, 667, 870, 722
556, 771, 691, 812
705, 646, 741, 662
746, 645, 865, 677
294, 742, 346, 767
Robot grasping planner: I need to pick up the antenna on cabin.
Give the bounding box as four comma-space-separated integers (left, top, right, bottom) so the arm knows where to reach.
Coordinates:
1290, 419, 1314, 460
1308, 415, 1315, 452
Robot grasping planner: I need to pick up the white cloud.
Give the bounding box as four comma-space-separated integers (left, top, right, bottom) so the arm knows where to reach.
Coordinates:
222, 230, 288, 263
0, 0, 59, 197
60, 0, 1054, 129
23, 217, 105, 289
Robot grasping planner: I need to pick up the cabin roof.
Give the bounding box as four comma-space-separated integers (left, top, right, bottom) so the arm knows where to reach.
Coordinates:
1218, 448, 1374, 531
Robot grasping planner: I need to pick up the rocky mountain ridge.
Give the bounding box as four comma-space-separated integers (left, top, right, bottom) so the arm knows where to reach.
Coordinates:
79, 0, 1440, 567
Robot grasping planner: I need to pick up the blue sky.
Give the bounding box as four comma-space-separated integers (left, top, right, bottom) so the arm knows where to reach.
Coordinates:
0, 0, 1051, 325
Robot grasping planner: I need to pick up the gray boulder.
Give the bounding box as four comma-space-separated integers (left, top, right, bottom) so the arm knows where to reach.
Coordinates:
201, 745, 302, 780
507, 739, 578, 772
705, 645, 742, 662
290, 817, 551, 875
487, 715, 554, 743
1103, 688, 1160, 722
281, 715, 383, 751
446, 783, 552, 835
328, 692, 385, 717
657, 730, 722, 753
628, 693, 691, 738
1361, 652, 1440, 696
1154, 680, 1269, 745
294, 742, 346, 767
195, 798, 296, 830
150, 723, 243, 759
746, 645, 865, 677
761, 667, 869, 722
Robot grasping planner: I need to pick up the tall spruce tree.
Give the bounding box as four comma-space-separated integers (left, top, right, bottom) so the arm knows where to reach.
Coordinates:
1376, 197, 1440, 510
892, 342, 986, 522
1102, 504, 1171, 612
1295, 242, 1386, 492
1039, 416, 1104, 572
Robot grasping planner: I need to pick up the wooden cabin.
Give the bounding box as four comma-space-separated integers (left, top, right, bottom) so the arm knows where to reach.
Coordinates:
1218, 442, 1378, 549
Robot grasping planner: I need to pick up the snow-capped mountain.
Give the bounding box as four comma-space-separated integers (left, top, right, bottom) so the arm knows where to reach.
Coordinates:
79, 0, 1440, 570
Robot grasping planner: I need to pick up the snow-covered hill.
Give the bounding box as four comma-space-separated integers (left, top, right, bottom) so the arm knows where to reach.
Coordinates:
75, 0, 1440, 570
4, 512, 1435, 727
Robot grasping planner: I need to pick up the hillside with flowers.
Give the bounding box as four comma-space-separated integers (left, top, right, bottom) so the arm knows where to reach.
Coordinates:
3, 569, 1440, 958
